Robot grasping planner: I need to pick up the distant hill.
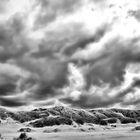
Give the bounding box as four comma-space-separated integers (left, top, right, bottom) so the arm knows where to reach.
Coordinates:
0, 106, 140, 127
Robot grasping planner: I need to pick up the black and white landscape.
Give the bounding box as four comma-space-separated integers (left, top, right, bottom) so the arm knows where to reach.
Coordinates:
1, 106, 140, 139
0, 0, 140, 139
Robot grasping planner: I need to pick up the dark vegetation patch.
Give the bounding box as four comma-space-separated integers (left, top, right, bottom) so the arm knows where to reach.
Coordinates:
132, 126, 140, 131
120, 117, 136, 124
103, 118, 118, 124
43, 128, 61, 133
99, 120, 108, 125
18, 128, 33, 133
13, 133, 35, 140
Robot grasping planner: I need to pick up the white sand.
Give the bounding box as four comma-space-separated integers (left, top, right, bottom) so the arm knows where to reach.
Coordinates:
1, 122, 140, 140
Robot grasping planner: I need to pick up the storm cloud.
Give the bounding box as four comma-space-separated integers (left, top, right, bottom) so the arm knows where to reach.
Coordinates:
61, 69, 140, 109
0, 0, 140, 110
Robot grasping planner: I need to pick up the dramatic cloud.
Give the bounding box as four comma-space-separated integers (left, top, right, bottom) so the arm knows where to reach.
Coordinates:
61, 64, 140, 109
82, 38, 140, 88
13, 56, 68, 100
1, 0, 140, 110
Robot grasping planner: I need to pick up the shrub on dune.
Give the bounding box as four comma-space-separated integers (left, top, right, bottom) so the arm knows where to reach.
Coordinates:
77, 110, 98, 124
120, 117, 136, 124
136, 117, 140, 122
75, 118, 84, 125
30, 116, 72, 127
18, 128, 33, 133
9, 111, 41, 123
99, 120, 108, 125
132, 126, 140, 131
13, 133, 36, 140
103, 118, 118, 124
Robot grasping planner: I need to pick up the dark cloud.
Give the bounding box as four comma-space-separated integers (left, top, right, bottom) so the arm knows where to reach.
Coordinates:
2, 24, 139, 109
34, 0, 82, 28
0, 83, 16, 96
0, 97, 27, 107
28, 82, 63, 101
13, 56, 68, 100
0, 0, 140, 110
25, 24, 108, 103
61, 94, 116, 109
132, 78, 140, 87
62, 25, 108, 56
119, 79, 140, 107
61, 78, 140, 109
0, 15, 29, 62
128, 9, 140, 21
9, 13, 25, 35
31, 23, 85, 59
0, 63, 26, 98
83, 38, 140, 88
31, 23, 108, 62
0, 13, 78, 108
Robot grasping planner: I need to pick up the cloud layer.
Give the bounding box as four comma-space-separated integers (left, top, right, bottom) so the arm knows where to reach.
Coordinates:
0, 0, 140, 110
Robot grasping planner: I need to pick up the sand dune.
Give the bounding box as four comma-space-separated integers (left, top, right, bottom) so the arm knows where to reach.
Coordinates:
0, 106, 140, 140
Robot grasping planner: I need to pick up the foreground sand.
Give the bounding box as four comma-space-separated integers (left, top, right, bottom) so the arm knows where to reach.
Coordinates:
1, 122, 140, 140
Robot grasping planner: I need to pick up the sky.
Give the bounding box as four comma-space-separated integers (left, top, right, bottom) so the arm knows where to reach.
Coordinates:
0, 0, 140, 110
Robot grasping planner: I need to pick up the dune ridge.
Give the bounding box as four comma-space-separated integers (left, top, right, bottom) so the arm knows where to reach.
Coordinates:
0, 106, 140, 127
